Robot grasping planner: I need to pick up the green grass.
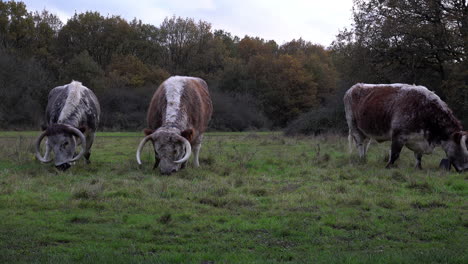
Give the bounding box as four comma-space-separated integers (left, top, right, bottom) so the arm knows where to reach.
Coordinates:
0, 132, 466, 263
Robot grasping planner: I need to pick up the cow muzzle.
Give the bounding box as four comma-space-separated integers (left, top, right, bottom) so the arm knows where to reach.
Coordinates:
160, 168, 177, 175
55, 163, 71, 171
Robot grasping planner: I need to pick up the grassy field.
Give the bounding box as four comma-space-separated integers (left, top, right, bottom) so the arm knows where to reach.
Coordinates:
0, 131, 466, 263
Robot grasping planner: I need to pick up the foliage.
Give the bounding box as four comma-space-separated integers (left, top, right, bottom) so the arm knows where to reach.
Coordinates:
0, 0, 466, 132
0, 48, 52, 128
106, 54, 169, 88
62, 50, 105, 90
219, 37, 337, 127
0, 1, 338, 131
210, 90, 270, 131
284, 105, 347, 136
331, 0, 468, 126
284, 85, 349, 136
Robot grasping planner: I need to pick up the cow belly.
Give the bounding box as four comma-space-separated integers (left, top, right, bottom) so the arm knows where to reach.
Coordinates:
365, 132, 391, 142
404, 132, 434, 154
356, 127, 391, 143
355, 113, 392, 141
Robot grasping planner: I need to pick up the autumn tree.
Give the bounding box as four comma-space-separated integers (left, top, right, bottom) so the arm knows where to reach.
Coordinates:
331, 0, 468, 125
61, 50, 105, 91
0, 1, 34, 51
0, 1, 341, 131
106, 54, 169, 88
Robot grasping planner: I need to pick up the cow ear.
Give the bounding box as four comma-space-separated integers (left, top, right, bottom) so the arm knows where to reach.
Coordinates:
143, 128, 154, 136
181, 128, 194, 142
41, 124, 47, 131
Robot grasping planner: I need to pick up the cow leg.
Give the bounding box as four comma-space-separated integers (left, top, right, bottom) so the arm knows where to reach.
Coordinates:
365, 139, 372, 153
84, 132, 95, 164
386, 136, 405, 168
193, 135, 203, 167
414, 152, 423, 169
193, 143, 201, 167
348, 126, 369, 158
359, 138, 371, 157
351, 130, 369, 158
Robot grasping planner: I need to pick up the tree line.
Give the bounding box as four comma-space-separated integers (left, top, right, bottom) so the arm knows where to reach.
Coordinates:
1, 0, 466, 133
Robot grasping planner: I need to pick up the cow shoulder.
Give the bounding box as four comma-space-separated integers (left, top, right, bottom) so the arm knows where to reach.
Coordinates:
147, 85, 167, 129
45, 85, 67, 123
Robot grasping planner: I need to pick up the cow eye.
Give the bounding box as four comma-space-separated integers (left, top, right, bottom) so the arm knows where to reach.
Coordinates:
63, 142, 69, 147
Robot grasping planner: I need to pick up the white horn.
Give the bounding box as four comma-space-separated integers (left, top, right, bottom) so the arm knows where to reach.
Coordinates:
35, 130, 52, 163
136, 135, 152, 165
174, 136, 192, 164
68, 126, 87, 162
461, 135, 468, 156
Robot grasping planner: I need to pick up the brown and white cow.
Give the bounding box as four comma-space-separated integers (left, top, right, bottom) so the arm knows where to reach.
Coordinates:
136, 76, 213, 175
344, 83, 468, 171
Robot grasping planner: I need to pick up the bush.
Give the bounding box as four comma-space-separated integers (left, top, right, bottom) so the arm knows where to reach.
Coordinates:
0, 49, 53, 129
97, 86, 152, 130
284, 104, 347, 136
210, 90, 271, 131
284, 85, 350, 136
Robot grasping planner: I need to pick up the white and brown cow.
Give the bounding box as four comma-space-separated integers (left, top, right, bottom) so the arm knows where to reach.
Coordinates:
344, 83, 468, 171
136, 76, 213, 175
35, 81, 100, 171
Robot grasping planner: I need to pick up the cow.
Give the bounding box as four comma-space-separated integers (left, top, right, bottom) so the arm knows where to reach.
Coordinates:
344, 83, 468, 171
35, 81, 100, 171
136, 76, 213, 175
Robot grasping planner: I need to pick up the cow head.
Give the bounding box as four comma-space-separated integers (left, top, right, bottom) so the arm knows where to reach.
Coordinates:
136, 128, 192, 175
35, 124, 86, 171
442, 131, 468, 172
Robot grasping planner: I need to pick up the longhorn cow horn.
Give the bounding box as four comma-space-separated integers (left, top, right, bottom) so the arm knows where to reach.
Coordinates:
35, 130, 52, 163
136, 134, 153, 165
174, 136, 192, 164
68, 126, 86, 162
461, 135, 468, 156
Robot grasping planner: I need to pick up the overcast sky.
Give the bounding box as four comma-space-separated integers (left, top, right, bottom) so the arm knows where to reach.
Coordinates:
22, 0, 354, 46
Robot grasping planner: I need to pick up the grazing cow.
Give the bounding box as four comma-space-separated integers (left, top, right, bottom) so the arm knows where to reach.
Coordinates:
35, 81, 100, 171
136, 76, 213, 175
344, 83, 468, 171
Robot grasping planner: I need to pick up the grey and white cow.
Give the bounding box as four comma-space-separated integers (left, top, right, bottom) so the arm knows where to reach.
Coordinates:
35, 81, 100, 171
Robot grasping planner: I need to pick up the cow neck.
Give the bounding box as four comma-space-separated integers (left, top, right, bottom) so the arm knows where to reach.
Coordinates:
157, 125, 182, 135
55, 121, 78, 131
57, 120, 75, 126
440, 139, 457, 160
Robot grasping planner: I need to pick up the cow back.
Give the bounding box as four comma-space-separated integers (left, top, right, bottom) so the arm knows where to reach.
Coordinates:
345, 83, 462, 142
147, 77, 212, 137
45, 81, 100, 130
